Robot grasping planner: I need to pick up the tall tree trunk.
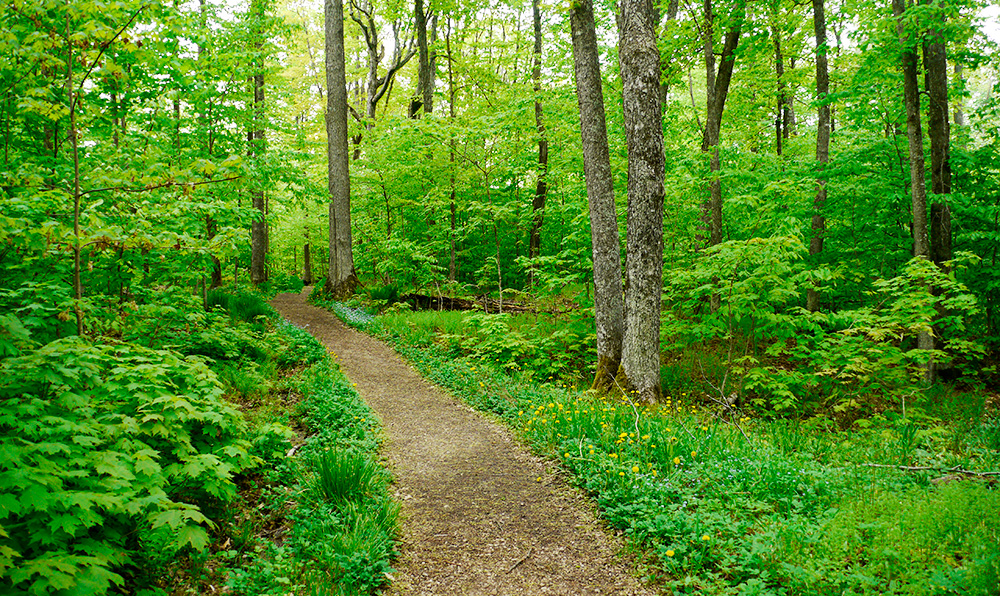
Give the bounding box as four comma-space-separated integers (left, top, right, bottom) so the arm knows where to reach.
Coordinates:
701, 2, 743, 246
952, 63, 965, 128
528, 0, 548, 286
807, 0, 831, 312
446, 17, 457, 283
893, 0, 934, 359
303, 223, 314, 284
67, 15, 83, 335
701, 0, 744, 312
570, 0, 624, 393
249, 0, 267, 286
619, 0, 665, 403
326, 0, 358, 297
249, 69, 267, 285
923, 12, 951, 269
414, 0, 435, 116
923, 3, 952, 360
772, 23, 786, 156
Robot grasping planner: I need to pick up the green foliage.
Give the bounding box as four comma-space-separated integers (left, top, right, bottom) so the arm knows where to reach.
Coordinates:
371, 308, 596, 383
208, 289, 277, 324
0, 337, 255, 595
373, 308, 1000, 596
312, 449, 380, 503
797, 483, 1000, 596
226, 361, 397, 596
664, 241, 986, 412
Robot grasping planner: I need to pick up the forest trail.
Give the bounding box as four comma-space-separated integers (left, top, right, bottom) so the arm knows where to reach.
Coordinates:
270, 290, 654, 596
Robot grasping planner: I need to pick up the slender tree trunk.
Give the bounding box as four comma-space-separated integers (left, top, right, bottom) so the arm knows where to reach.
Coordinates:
67, 14, 83, 335
893, 0, 934, 360
447, 17, 457, 283
619, 0, 665, 403
414, 0, 435, 116
701, 2, 743, 246
303, 224, 314, 284
807, 0, 831, 312
922, 3, 952, 360
413, 0, 428, 117
952, 63, 965, 128
249, 70, 267, 285
701, 1, 744, 312
923, 13, 951, 269
326, 0, 358, 297
773, 24, 786, 156
570, 0, 624, 393
249, 0, 267, 285
528, 0, 548, 286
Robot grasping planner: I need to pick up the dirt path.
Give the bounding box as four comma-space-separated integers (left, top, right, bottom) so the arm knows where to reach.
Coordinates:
271, 291, 654, 596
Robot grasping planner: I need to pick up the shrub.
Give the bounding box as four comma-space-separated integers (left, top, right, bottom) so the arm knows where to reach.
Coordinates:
0, 337, 256, 595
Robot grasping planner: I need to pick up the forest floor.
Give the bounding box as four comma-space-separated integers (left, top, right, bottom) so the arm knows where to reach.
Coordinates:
270, 290, 654, 596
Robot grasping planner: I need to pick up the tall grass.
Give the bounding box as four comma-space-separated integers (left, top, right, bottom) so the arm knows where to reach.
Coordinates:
313, 448, 379, 503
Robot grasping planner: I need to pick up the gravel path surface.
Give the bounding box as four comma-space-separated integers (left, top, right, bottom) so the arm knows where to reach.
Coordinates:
271, 290, 654, 596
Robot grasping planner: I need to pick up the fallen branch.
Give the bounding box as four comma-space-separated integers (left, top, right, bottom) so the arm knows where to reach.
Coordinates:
506, 547, 533, 574
861, 463, 999, 477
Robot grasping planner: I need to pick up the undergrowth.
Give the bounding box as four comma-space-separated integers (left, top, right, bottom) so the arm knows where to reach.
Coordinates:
322, 300, 1000, 596
0, 287, 397, 596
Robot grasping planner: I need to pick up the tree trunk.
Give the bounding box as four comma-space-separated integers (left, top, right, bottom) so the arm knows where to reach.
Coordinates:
923, 12, 951, 269
619, 0, 665, 403
807, 0, 831, 312
326, 0, 358, 297
893, 0, 934, 358
702, 1, 743, 242
67, 17, 83, 335
414, 0, 435, 116
528, 0, 548, 286
570, 0, 624, 393
249, 0, 267, 286
772, 23, 786, 156
446, 17, 459, 283
701, 0, 744, 312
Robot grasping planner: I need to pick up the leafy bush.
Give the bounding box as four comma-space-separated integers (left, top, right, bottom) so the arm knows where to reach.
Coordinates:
268, 272, 306, 294
0, 337, 256, 595
663, 240, 986, 412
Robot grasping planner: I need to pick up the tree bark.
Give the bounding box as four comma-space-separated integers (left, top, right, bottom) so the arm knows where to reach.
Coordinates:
893, 0, 934, 358
249, 0, 267, 286
619, 0, 665, 403
923, 8, 951, 269
528, 0, 548, 285
326, 0, 358, 297
807, 0, 831, 312
249, 71, 267, 285
414, 0, 435, 116
772, 23, 786, 156
570, 0, 624, 393
446, 17, 457, 283
701, 1, 743, 250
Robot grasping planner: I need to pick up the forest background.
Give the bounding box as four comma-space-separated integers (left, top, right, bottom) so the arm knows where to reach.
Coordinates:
2, 0, 1000, 593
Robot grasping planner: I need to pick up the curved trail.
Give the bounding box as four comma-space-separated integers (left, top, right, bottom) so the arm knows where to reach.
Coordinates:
271, 291, 653, 596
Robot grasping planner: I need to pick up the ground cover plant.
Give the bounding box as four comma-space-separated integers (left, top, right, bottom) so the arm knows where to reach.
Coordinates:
323, 300, 1000, 596
0, 288, 397, 596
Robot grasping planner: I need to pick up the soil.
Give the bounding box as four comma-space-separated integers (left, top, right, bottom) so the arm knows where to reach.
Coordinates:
270, 290, 655, 596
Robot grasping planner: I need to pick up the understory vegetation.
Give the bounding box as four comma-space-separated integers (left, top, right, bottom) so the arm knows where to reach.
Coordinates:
322, 298, 1000, 596
0, 289, 397, 596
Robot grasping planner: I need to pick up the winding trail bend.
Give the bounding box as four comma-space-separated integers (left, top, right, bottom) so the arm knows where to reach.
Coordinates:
271, 290, 654, 596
